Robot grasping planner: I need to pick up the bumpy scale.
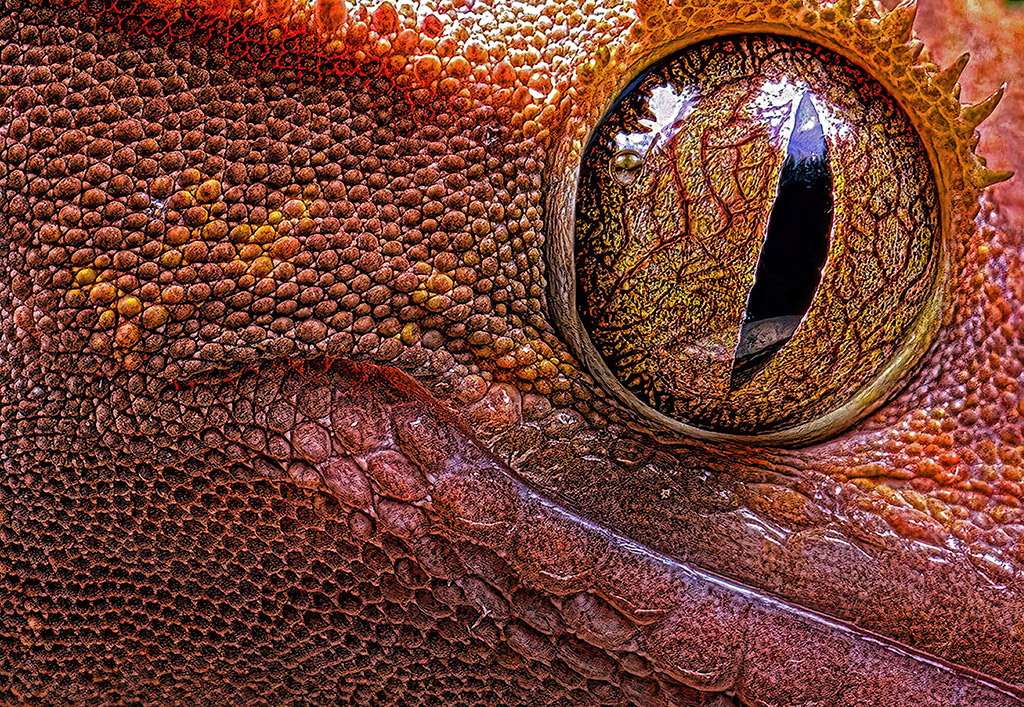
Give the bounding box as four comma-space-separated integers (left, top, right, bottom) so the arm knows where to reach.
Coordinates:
1, 0, 1023, 704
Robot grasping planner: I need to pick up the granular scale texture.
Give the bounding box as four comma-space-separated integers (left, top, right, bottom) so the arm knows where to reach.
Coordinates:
2, 0, 1024, 703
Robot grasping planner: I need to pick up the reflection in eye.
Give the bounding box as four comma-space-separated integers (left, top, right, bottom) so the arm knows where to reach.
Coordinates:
574, 34, 940, 436
733, 92, 832, 388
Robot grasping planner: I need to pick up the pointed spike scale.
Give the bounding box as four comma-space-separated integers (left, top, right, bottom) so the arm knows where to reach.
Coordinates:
854, 0, 879, 21
962, 83, 1006, 132
881, 0, 917, 44
835, 0, 853, 18
974, 167, 1014, 189
935, 52, 970, 93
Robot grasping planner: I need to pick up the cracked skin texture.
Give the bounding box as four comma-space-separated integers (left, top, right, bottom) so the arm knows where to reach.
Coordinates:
1, 0, 1024, 704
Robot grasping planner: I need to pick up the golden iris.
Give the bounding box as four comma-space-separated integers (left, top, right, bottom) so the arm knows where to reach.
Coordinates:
574, 34, 940, 435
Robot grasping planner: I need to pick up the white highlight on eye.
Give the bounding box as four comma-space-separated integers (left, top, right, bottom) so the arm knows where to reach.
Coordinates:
751, 78, 852, 145
608, 77, 855, 174
612, 83, 696, 157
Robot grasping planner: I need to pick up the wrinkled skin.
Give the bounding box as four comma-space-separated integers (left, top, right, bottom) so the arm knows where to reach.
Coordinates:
1, 0, 1023, 705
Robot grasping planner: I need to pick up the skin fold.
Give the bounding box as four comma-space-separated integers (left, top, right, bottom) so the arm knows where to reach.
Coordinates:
0, 0, 1022, 704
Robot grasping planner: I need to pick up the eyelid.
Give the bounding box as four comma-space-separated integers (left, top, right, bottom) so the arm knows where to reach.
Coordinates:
545, 0, 1009, 445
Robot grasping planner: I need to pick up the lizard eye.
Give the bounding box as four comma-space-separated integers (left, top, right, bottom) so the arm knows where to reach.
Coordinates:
564, 33, 945, 442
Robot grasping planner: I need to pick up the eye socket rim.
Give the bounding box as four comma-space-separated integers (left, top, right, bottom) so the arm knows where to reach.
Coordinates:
546, 28, 956, 447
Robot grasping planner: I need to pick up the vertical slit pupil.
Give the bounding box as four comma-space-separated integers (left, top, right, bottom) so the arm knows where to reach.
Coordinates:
731, 92, 834, 388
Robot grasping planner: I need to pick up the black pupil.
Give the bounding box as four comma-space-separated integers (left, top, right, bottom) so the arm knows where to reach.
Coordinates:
732, 93, 833, 387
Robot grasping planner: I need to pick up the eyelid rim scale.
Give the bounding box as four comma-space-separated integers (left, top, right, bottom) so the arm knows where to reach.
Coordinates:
545, 0, 1011, 446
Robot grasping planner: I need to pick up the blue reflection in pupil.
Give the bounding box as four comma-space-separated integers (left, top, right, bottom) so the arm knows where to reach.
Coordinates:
731, 93, 833, 388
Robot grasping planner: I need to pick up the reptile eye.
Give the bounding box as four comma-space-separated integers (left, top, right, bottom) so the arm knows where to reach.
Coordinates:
566, 34, 945, 441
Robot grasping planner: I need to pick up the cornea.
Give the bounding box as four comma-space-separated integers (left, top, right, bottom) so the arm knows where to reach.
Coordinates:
544, 0, 1010, 446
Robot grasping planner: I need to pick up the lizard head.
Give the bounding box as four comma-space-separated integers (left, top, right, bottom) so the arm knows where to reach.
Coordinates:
2, 0, 1023, 704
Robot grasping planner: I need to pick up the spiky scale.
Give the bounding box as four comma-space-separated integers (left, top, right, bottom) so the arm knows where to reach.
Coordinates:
880, 0, 917, 45
854, 0, 880, 22
935, 52, 970, 93
974, 167, 1014, 188
961, 84, 1006, 133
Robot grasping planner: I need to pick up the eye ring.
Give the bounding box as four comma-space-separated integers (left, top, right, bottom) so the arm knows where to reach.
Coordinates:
546, 0, 1008, 446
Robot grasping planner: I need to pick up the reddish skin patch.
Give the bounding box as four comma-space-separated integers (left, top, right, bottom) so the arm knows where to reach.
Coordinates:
1, 0, 1024, 705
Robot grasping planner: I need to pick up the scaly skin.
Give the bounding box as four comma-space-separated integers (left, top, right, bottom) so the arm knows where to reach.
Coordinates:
1, 0, 1023, 704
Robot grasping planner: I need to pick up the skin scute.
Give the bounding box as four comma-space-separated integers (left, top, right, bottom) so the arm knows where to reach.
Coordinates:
0, 0, 1022, 705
